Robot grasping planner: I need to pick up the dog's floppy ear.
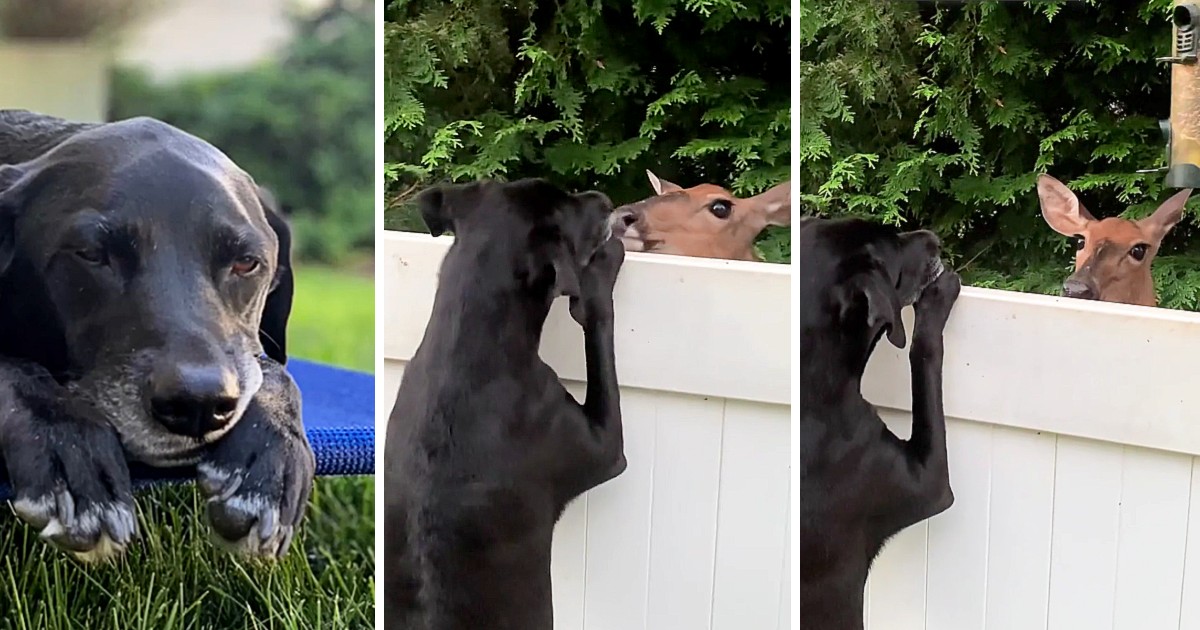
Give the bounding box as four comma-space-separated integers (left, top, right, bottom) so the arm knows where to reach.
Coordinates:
525, 224, 581, 298
259, 189, 294, 364
415, 182, 484, 237
550, 242, 581, 298
838, 267, 906, 349
0, 164, 29, 276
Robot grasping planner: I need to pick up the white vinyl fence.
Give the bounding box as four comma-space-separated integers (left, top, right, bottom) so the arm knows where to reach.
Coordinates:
381, 231, 792, 630
862, 287, 1200, 630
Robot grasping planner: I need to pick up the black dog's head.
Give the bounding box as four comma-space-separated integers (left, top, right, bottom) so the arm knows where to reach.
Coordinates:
416, 178, 617, 303
801, 218, 943, 375
0, 117, 292, 466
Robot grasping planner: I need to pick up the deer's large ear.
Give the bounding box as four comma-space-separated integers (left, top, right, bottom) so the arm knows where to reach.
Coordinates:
1140, 188, 1192, 244
747, 181, 791, 227
258, 189, 293, 364
1038, 174, 1096, 236
415, 182, 485, 237
646, 170, 683, 196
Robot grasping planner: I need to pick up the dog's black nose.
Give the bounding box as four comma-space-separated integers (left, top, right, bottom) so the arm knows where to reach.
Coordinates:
149, 363, 240, 437
1062, 278, 1097, 300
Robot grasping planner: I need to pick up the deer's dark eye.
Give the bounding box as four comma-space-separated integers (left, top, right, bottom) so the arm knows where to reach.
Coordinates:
709, 200, 732, 219
1130, 243, 1148, 261
1073, 235, 1086, 251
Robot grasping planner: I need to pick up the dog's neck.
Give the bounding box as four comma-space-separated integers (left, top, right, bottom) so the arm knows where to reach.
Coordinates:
426, 246, 555, 364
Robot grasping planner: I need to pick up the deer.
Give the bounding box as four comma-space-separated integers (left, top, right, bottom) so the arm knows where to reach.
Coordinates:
1038, 174, 1192, 306
611, 170, 791, 261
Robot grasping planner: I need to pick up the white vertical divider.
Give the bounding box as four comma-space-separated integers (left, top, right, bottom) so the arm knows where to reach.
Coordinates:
1046, 439, 1124, 630
983, 427, 1056, 630
644, 396, 726, 630
580, 387, 657, 630
925, 420, 993, 630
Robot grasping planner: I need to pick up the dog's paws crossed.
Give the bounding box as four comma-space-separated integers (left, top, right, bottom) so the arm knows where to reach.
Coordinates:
13, 489, 137, 562
2, 395, 137, 562
198, 361, 313, 559
570, 237, 625, 326
914, 269, 961, 336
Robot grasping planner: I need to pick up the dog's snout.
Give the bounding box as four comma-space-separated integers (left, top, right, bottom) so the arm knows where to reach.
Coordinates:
149, 362, 240, 438
1062, 278, 1097, 300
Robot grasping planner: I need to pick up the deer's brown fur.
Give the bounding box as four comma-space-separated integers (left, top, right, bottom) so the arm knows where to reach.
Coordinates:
1038, 174, 1191, 306
612, 170, 790, 261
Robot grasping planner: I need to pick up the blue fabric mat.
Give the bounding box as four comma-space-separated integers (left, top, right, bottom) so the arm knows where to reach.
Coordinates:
0, 359, 374, 501
290, 359, 375, 476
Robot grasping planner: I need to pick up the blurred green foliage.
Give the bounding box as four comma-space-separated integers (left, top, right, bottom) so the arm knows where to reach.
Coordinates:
384, 0, 792, 262
109, 1, 374, 264
800, 0, 1200, 306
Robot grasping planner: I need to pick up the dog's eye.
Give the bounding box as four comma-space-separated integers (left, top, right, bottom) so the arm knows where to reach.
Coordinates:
1130, 243, 1148, 261
709, 200, 732, 219
231, 256, 261, 276
75, 248, 107, 266
1073, 235, 1085, 251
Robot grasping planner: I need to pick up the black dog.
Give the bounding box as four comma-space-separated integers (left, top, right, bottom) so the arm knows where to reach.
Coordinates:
384, 179, 626, 630
0, 110, 314, 561
799, 217, 960, 629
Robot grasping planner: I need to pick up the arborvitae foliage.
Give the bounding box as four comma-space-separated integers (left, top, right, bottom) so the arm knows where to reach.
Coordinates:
800, 0, 1200, 308
385, 0, 792, 261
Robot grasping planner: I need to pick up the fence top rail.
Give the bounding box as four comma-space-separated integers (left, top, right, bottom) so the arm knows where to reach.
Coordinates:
862, 285, 1200, 456
381, 231, 791, 406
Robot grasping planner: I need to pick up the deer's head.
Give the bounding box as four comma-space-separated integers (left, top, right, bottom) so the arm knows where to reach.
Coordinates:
611, 170, 790, 261
1038, 174, 1191, 307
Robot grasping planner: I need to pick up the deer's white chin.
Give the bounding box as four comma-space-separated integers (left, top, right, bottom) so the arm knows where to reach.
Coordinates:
617, 224, 648, 251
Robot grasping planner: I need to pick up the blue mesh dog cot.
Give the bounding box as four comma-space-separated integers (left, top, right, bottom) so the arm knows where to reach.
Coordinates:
0, 358, 374, 501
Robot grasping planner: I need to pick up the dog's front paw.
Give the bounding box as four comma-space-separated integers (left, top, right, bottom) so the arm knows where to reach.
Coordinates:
2, 397, 136, 563
914, 269, 962, 335
570, 237, 625, 325
198, 363, 313, 559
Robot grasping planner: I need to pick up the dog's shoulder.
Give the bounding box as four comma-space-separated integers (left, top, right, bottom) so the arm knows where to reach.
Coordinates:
0, 110, 96, 166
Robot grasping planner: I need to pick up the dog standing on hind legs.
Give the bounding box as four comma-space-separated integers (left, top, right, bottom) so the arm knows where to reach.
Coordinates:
384, 178, 627, 630
800, 218, 961, 629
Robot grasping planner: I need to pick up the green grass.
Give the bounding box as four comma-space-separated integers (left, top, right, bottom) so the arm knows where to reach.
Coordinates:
0, 265, 376, 629
289, 263, 375, 372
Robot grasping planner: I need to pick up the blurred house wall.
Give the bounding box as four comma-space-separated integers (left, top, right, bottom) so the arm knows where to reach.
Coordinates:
0, 43, 109, 121
0, 0, 330, 122
117, 0, 331, 80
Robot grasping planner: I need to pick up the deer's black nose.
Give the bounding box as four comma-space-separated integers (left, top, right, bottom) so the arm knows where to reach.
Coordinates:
1063, 278, 1097, 300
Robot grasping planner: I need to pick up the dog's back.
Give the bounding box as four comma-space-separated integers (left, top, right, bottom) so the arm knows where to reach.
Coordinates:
385, 244, 566, 630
